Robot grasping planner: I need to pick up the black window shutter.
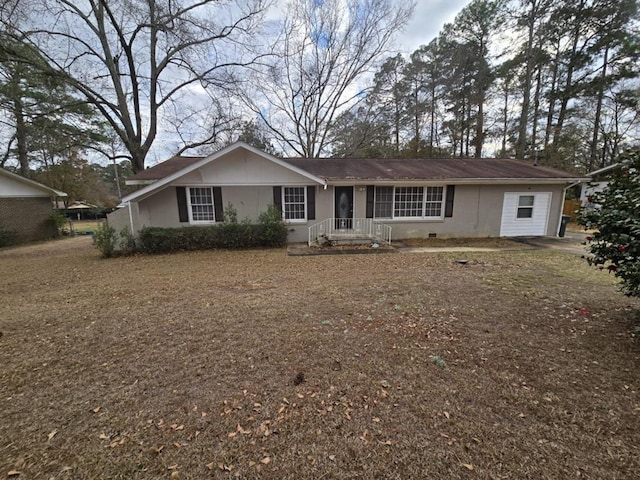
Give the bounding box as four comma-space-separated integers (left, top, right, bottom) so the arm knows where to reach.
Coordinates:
273, 186, 282, 213
445, 185, 455, 218
366, 186, 374, 218
307, 186, 315, 220
176, 187, 189, 222
213, 187, 223, 222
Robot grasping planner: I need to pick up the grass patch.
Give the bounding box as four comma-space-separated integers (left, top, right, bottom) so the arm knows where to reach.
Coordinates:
69, 220, 102, 234
1, 238, 639, 479
402, 236, 524, 248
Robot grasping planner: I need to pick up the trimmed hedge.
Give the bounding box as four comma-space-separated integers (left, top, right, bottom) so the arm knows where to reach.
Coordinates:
137, 222, 288, 254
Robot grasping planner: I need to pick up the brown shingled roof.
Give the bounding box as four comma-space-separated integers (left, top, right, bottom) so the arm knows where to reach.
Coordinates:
127, 155, 203, 182
282, 157, 580, 181
127, 154, 582, 184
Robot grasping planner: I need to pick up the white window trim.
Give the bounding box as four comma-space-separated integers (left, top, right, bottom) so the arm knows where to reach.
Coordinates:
515, 194, 535, 221
373, 186, 393, 219
374, 185, 445, 220
186, 186, 216, 224
282, 186, 307, 223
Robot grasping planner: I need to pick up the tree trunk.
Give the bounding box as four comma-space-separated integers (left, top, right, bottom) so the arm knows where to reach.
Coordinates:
589, 46, 608, 170
13, 95, 29, 177
516, 0, 538, 159
475, 94, 484, 158
552, 0, 586, 147
414, 87, 420, 156
531, 63, 543, 152
544, 40, 561, 150
501, 78, 509, 156
429, 83, 436, 157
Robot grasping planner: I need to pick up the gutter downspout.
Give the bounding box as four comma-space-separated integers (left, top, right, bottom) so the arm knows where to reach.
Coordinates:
558, 185, 569, 237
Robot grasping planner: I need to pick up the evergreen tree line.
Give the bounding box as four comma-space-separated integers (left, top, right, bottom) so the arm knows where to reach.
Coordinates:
331, 0, 640, 173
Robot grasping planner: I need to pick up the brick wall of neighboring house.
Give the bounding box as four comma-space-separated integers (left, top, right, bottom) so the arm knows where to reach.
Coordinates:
0, 197, 57, 244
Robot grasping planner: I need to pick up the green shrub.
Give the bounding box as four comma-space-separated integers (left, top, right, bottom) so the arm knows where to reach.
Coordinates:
119, 226, 137, 255
50, 211, 68, 235
258, 204, 288, 247
578, 150, 640, 297
136, 206, 288, 254
93, 222, 117, 258
223, 202, 238, 224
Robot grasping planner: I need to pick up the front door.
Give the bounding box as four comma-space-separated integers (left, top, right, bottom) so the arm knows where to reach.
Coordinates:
334, 186, 354, 230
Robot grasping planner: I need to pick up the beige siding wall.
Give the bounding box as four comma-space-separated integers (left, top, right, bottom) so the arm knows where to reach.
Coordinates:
107, 202, 144, 234
314, 186, 332, 220
196, 150, 312, 185
123, 185, 319, 243
107, 207, 129, 232
117, 181, 566, 243
0, 175, 48, 197
359, 183, 566, 239
221, 186, 274, 221
139, 187, 178, 228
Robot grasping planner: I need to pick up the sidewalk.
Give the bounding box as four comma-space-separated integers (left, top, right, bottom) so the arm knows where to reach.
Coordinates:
289, 233, 589, 256
506, 232, 588, 255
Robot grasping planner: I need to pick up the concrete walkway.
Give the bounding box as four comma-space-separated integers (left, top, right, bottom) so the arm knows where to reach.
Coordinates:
289, 232, 590, 256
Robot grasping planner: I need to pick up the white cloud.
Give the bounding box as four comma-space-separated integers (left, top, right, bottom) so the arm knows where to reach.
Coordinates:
395, 0, 473, 53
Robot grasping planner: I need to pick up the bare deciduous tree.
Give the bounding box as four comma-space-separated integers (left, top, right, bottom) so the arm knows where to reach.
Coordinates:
0, 0, 268, 172
243, 0, 414, 158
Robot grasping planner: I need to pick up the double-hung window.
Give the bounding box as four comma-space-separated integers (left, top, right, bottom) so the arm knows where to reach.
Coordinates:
424, 186, 444, 217
375, 186, 444, 219
394, 187, 424, 217
517, 195, 534, 219
374, 186, 393, 218
188, 187, 216, 222
283, 186, 306, 221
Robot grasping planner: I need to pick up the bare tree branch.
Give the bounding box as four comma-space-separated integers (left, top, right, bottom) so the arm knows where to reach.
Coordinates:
0, 0, 270, 172
242, 0, 415, 157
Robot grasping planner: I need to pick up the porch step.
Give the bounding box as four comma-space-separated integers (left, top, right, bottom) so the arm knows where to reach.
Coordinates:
308, 218, 392, 247
325, 235, 376, 246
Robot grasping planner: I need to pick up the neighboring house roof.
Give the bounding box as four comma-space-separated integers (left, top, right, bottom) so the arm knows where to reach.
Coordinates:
66, 201, 98, 209
282, 157, 585, 183
0, 168, 67, 197
586, 161, 626, 179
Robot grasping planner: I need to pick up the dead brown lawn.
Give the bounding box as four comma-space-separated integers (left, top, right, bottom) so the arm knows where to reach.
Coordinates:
1, 237, 639, 479
400, 237, 525, 248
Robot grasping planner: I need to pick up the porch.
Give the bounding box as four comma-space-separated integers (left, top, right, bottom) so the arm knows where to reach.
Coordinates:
308, 218, 392, 247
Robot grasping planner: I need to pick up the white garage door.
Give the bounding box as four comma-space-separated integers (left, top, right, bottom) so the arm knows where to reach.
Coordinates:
500, 192, 551, 237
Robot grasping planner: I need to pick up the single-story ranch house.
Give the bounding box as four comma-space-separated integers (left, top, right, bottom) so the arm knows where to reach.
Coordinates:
109, 142, 587, 245
0, 167, 67, 244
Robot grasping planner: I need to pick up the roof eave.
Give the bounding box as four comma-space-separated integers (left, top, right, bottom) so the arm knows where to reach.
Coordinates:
0, 168, 67, 196
325, 177, 589, 185
125, 179, 157, 186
